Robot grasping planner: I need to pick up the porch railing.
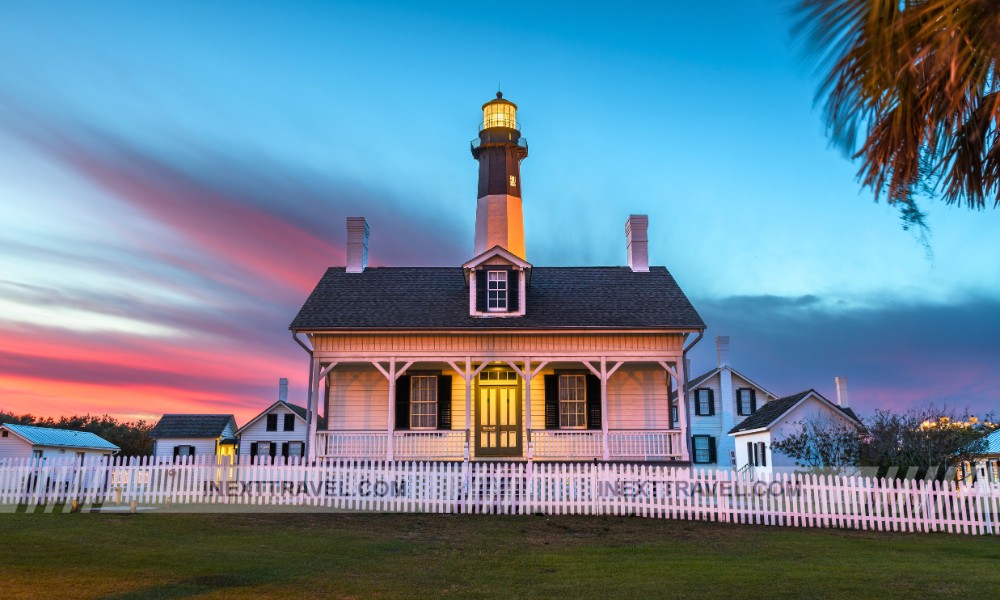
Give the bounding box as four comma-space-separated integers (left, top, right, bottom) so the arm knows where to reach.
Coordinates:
318, 431, 467, 460
318, 429, 683, 461
531, 430, 683, 460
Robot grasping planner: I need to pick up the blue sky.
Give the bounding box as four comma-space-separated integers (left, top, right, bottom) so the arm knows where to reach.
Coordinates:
1, 1, 997, 420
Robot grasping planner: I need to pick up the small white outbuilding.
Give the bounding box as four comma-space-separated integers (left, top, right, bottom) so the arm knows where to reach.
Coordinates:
0, 423, 119, 462
728, 380, 861, 477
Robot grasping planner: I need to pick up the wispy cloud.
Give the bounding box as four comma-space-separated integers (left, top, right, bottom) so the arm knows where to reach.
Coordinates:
691, 294, 1000, 416
0, 100, 466, 422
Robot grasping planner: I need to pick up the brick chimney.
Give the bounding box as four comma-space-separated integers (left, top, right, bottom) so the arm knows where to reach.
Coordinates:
278, 378, 288, 403
346, 217, 369, 273
835, 376, 849, 408
626, 215, 649, 272
716, 336, 731, 367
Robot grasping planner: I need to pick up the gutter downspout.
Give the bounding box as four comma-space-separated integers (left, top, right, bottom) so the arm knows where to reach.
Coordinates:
292, 332, 315, 460
681, 330, 704, 462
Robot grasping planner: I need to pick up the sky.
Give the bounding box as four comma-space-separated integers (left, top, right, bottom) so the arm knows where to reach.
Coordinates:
1, 1, 998, 423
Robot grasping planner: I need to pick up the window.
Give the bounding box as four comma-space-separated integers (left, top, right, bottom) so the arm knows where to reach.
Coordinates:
266, 414, 278, 431
410, 375, 438, 429
283, 414, 295, 432
487, 270, 507, 311
174, 445, 194, 459
1, 430, 7, 438
692, 435, 715, 464
33, 449, 43, 459
748, 441, 767, 467
288, 442, 303, 458
76, 452, 85, 465
257, 442, 271, 457
559, 374, 587, 428
737, 388, 756, 416
694, 389, 714, 416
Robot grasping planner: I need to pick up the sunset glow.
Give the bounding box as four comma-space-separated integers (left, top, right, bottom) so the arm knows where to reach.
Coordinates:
1, 2, 998, 424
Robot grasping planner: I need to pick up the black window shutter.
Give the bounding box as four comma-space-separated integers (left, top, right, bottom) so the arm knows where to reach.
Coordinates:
284, 414, 295, 431
708, 389, 716, 416
708, 437, 717, 463
437, 375, 452, 430
760, 443, 767, 467
395, 375, 411, 430
282, 442, 289, 457
750, 389, 757, 413
250, 442, 258, 458
747, 442, 753, 466
585, 374, 602, 430
476, 270, 487, 312
269, 443, 277, 458
507, 270, 519, 312
544, 375, 559, 429
173, 446, 179, 458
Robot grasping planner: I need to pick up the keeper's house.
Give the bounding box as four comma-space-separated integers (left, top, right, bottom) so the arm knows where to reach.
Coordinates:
0, 423, 119, 462
291, 93, 705, 462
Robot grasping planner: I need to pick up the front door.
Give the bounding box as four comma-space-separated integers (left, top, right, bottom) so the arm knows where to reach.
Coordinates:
475, 370, 522, 457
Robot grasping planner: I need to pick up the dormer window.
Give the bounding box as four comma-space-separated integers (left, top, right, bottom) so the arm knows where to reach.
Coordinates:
487, 271, 507, 311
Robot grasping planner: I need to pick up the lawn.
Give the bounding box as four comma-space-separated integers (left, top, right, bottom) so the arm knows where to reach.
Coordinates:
1, 512, 998, 599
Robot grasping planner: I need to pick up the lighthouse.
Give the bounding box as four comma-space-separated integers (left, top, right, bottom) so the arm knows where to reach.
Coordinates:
471, 92, 529, 260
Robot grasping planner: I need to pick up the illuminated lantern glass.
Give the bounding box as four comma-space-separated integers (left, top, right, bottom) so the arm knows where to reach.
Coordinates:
483, 100, 517, 130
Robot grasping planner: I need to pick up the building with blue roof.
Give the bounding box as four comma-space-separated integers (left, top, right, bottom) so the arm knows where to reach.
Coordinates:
0, 423, 120, 462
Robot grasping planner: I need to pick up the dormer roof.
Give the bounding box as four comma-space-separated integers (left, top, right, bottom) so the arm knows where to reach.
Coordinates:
463, 245, 532, 277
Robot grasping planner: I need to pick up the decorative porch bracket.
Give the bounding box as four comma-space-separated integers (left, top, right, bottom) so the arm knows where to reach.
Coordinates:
372, 358, 414, 461
446, 358, 491, 461
503, 359, 549, 460
658, 360, 689, 462
307, 360, 338, 460
583, 358, 623, 461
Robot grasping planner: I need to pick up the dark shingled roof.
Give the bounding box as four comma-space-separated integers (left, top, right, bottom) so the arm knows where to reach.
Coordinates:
728, 390, 861, 434
291, 266, 704, 330
150, 414, 235, 439
283, 402, 308, 420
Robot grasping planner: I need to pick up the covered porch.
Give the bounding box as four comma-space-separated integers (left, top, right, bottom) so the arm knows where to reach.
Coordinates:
305, 352, 691, 463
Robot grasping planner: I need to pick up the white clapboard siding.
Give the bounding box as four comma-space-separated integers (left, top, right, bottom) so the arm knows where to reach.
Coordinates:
0, 433, 34, 460
153, 438, 220, 459
327, 365, 389, 430
239, 407, 306, 457
606, 364, 670, 430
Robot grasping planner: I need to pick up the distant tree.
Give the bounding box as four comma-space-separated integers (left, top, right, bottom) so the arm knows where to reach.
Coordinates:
770, 415, 861, 472
794, 0, 1000, 228
772, 405, 997, 479
0, 411, 154, 456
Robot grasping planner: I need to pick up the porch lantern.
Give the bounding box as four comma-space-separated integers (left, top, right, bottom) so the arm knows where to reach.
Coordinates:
482, 92, 517, 130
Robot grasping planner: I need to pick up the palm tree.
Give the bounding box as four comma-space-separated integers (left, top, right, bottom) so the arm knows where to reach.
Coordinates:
796, 0, 1000, 210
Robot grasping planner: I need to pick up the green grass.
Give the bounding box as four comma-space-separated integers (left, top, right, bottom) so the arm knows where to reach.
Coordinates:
1, 512, 998, 599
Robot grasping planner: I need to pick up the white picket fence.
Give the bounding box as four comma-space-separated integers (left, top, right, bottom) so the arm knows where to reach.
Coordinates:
1, 456, 997, 535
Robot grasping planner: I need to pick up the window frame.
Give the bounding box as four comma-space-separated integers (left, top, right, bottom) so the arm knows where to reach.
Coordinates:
737, 388, 756, 416
692, 435, 713, 464
256, 441, 271, 457
287, 441, 304, 458
409, 374, 439, 430
266, 414, 278, 432
283, 414, 296, 432
694, 388, 715, 416
557, 373, 587, 429
486, 270, 508, 312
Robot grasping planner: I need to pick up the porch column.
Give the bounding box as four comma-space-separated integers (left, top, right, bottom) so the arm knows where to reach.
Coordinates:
372, 358, 413, 462
387, 359, 396, 461
464, 358, 472, 460
306, 355, 320, 460
600, 357, 609, 461
675, 358, 690, 462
